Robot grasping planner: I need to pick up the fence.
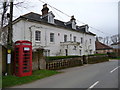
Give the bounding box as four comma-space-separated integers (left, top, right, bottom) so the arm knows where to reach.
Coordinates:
46, 58, 83, 70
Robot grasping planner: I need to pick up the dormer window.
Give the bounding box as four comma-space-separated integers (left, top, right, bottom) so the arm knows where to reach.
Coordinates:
65, 16, 76, 30
41, 4, 55, 24
48, 11, 55, 24
85, 24, 89, 32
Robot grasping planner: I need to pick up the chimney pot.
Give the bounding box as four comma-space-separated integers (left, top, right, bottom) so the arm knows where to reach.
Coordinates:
43, 4, 47, 8
71, 15, 76, 21
41, 4, 49, 16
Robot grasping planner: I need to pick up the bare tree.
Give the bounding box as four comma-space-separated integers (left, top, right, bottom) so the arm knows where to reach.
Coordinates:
0, 0, 27, 27
0, 0, 34, 43
97, 36, 103, 42
102, 36, 111, 45
111, 34, 120, 44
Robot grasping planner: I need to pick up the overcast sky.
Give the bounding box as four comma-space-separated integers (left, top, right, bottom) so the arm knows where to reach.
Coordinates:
13, 0, 119, 37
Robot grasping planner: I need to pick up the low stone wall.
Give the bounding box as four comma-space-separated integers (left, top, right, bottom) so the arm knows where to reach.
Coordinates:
46, 55, 109, 70
87, 55, 109, 64
46, 57, 83, 70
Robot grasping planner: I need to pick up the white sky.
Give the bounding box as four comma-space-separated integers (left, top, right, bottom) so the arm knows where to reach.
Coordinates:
13, 0, 119, 37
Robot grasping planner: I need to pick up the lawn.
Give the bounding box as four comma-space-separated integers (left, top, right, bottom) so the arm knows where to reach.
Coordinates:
2, 70, 60, 88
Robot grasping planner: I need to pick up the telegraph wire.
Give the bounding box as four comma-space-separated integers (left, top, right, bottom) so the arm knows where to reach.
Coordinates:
38, 0, 112, 36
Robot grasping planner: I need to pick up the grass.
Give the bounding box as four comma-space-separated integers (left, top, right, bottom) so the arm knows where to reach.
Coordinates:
2, 70, 60, 88
0, 76, 1, 88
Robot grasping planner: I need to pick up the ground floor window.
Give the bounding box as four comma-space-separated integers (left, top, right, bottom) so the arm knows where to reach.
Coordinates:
44, 50, 50, 56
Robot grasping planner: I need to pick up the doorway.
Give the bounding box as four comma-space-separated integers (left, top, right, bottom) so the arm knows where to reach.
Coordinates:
65, 49, 68, 56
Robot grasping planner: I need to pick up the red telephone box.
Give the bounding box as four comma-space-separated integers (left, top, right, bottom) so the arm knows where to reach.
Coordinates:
14, 40, 32, 77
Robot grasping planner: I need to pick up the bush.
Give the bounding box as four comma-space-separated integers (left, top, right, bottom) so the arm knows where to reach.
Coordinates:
46, 56, 81, 61
88, 53, 107, 56
107, 52, 117, 58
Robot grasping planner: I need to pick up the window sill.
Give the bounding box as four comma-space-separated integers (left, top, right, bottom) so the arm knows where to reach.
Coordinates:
35, 41, 41, 43
49, 42, 55, 44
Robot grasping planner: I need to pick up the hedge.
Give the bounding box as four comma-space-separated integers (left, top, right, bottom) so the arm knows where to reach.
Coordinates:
107, 52, 117, 58
46, 56, 81, 61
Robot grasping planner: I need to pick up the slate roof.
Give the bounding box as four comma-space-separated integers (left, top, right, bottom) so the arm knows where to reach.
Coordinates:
95, 41, 113, 50
15, 12, 95, 36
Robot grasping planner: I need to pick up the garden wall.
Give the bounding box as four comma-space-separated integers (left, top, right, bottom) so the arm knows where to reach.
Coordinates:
46, 55, 109, 70
46, 57, 83, 70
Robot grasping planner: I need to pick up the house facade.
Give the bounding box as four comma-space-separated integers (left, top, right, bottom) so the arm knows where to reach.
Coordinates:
1, 4, 96, 56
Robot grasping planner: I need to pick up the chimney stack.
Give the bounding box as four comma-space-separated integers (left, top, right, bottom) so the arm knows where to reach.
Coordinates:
70, 15, 76, 21
41, 4, 49, 16
70, 15, 76, 29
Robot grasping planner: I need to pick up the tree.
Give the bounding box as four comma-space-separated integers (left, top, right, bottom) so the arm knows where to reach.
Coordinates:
0, 0, 33, 43
111, 34, 120, 44
0, 0, 27, 28
97, 36, 111, 45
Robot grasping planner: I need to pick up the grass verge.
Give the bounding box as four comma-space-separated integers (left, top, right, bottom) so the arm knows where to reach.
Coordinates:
2, 70, 60, 88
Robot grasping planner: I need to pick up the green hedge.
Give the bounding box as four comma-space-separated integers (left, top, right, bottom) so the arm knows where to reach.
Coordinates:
88, 53, 107, 56
46, 56, 81, 61
107, 52, 117, 58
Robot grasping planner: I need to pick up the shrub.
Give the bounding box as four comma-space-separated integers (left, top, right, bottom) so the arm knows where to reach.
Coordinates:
88, 53, 107, 56
107, 52, 117, 58
46, 56, 81, 61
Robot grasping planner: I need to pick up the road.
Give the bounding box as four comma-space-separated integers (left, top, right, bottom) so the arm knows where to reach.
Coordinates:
12, 60, 120, 89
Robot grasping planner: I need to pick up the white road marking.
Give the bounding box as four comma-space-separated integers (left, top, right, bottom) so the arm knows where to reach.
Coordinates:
110, 66, 120, 73
87, 81, 99, 90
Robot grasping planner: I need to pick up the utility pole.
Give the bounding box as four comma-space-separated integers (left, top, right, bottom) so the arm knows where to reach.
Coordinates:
6, 0, 13, 75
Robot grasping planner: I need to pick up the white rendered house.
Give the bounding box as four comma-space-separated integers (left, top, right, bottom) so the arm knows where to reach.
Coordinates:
1, 4, 96, 56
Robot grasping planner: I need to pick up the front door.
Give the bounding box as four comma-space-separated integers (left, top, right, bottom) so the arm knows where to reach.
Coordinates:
65, 49, 68, 56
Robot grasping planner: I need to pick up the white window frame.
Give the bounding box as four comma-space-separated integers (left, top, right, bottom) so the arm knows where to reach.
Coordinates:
50, 33, 54, 42
64, 35, 67, 42
35, 31, 41, 42
74, 36, 76, 42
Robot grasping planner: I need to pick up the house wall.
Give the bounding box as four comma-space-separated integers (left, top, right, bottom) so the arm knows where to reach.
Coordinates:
2, 20, 96, 56
96, 49, 113, 54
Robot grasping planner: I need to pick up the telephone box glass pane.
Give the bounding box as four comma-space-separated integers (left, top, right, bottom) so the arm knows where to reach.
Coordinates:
24, 47, 30, 51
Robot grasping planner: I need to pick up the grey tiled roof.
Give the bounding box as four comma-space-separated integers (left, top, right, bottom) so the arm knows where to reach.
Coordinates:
19, 12, 95, 36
